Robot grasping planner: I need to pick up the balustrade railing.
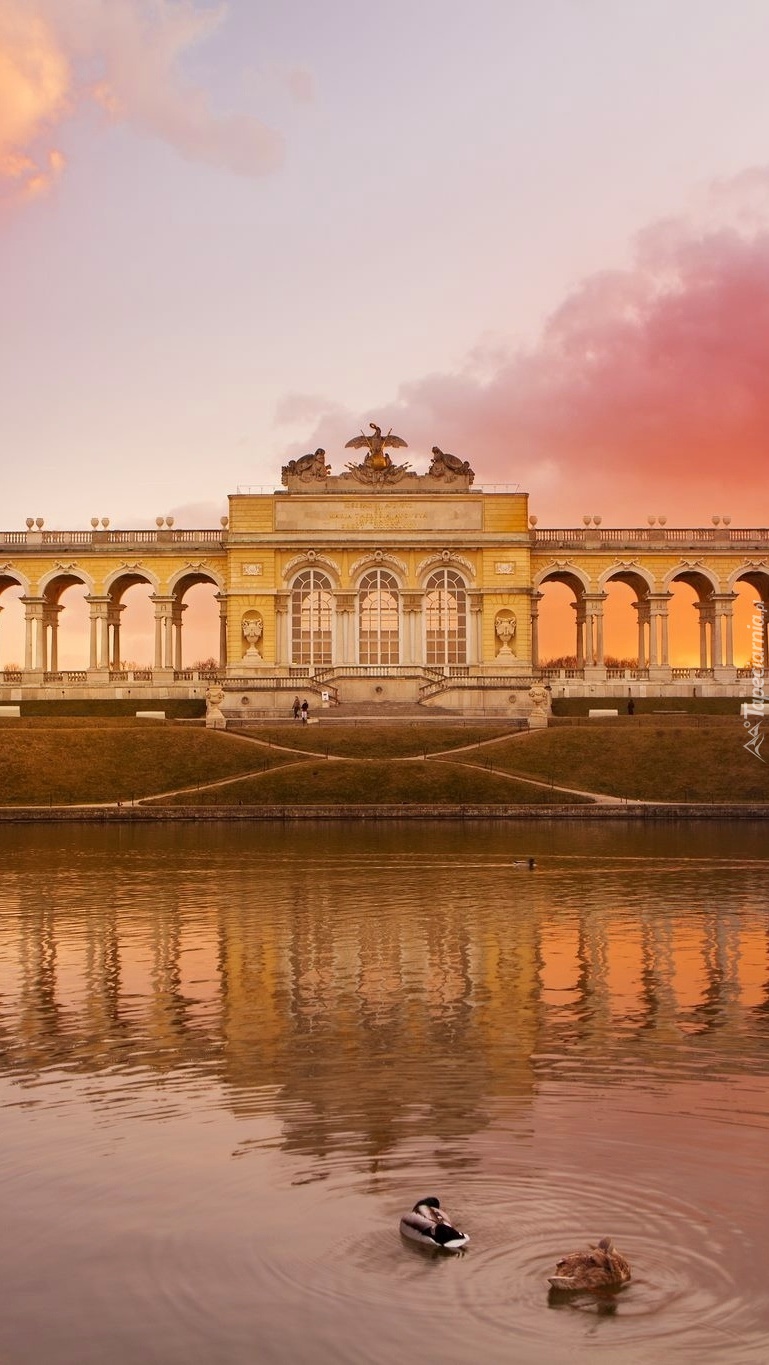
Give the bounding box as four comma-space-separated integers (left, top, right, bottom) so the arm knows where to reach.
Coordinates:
3, 528, 228, 549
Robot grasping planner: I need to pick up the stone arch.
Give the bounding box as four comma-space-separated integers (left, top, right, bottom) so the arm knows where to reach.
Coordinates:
166, 567, 225, 673
34, 568, 93, 673
663, 564, 722, 672
416, 551, 475, 586
38, 566, 94, 600
283, 553, 342, 589
0, 569, 28, 671
532, 562, 591, 596
101, 568, 160, 672
662, 563, 720, 597
598, 563, 656, 596
167, 565, 225, 598
727, 562, 769, 601
728, 565, 769, 675
598, 565, 657, 671
532, 563, 591, 669
103, 565, 160, 597
0, 566, 30, 597
349, 551, 407, 585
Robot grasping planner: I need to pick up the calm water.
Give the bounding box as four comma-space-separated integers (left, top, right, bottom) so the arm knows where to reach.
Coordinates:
0, 821, 768, 1365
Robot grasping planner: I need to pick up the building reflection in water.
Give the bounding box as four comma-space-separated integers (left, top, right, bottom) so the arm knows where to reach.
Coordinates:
0, 826, 767, 1166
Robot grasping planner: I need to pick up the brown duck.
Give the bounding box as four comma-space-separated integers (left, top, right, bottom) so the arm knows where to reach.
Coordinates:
548, 1237, 631, 1291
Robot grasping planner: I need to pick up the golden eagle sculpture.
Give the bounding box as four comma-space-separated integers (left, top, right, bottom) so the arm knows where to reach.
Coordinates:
344, 423, 408, 472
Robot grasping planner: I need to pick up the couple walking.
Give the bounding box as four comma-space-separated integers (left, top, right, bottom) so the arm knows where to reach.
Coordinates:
292, 696, 309, 724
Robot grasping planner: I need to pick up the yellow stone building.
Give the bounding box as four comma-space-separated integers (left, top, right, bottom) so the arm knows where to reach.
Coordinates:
0, 431, 766, 722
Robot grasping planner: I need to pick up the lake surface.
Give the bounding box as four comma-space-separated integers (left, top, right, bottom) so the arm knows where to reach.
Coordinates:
0, 820, 768, 1365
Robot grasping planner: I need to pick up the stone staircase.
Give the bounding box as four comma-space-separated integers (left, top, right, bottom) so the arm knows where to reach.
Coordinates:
323, 699, 457, 718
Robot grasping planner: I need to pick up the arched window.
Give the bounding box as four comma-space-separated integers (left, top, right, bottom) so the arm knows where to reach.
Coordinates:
291, 569, 333, 665
358, 569, 399, 664
425, 568, 467, 665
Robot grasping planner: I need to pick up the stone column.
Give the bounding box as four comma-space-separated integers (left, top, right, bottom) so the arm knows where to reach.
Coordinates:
44, 603, 63, 672
149, 596, 175, 672
401, 593, 422, 666
711, 593, 738, 679
21, 597, 43, 672
633, 599, 651, 669
530, 591, 542, 670
645, 593, 673, 678
334, 592, 356, 665
172, 601, 187, 671
468, 591, 483, 665
23, 598, 47, 671
107, 601, 125, 669
572, 601, 586, 667
214, 593, 228, 669
274, 591, 290, 668
85, 596, 110, 672
89, 609, 98, 668
582, 593, 607, 671
696, 600, 714, 670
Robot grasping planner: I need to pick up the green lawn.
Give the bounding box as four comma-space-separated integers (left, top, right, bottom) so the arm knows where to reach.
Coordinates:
473, 727, 769, 802
2, 721, 765, 807
233, 723, 516, 758
0, 729, 290, 804
151, 758, 583, 806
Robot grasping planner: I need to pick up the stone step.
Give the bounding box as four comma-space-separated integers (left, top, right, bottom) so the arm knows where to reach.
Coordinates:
321, 700, 456, 718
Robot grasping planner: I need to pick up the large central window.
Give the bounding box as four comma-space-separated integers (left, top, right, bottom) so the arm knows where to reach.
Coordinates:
291, 569, 333, 666
425, 568, 467, 665
358, 569, 399, 664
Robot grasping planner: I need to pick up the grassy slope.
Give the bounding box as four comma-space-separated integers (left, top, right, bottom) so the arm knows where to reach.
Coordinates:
235, 723, 515, 758
0, 729, 291, 804
152, 759, 583, 806
479, 727, 769, 802
2, 722, 766, 806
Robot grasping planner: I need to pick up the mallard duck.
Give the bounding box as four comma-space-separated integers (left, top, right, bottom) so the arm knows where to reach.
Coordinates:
548, 1237, 631, 1291
400, 1197, 469, 1251
512, 857, 537, 869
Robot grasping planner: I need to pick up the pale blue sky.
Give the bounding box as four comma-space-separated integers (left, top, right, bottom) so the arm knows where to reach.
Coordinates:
2, 0, 769, 529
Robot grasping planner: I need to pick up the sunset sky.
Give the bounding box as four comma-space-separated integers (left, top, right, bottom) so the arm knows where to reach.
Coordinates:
3, 0, 769, 531
2, 0, 768, 664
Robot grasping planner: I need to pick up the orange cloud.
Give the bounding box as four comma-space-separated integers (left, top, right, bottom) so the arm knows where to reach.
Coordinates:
45, 0, 283, 177
0, 6, 69, 198
0, 0, 283, 202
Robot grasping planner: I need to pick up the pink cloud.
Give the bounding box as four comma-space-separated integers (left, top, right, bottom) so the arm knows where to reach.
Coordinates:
285, 175, 769, 525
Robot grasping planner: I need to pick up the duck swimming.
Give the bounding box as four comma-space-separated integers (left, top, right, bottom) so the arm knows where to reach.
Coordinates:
548, 1237, 631, 1291
512, 857, 537, 869
400, 1198, 469, 1251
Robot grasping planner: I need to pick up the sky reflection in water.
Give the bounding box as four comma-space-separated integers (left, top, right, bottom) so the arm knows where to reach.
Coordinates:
0, 821, 767, 1364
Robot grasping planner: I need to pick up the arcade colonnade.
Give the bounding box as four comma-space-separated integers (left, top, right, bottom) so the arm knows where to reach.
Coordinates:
0, 484, 767, 706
